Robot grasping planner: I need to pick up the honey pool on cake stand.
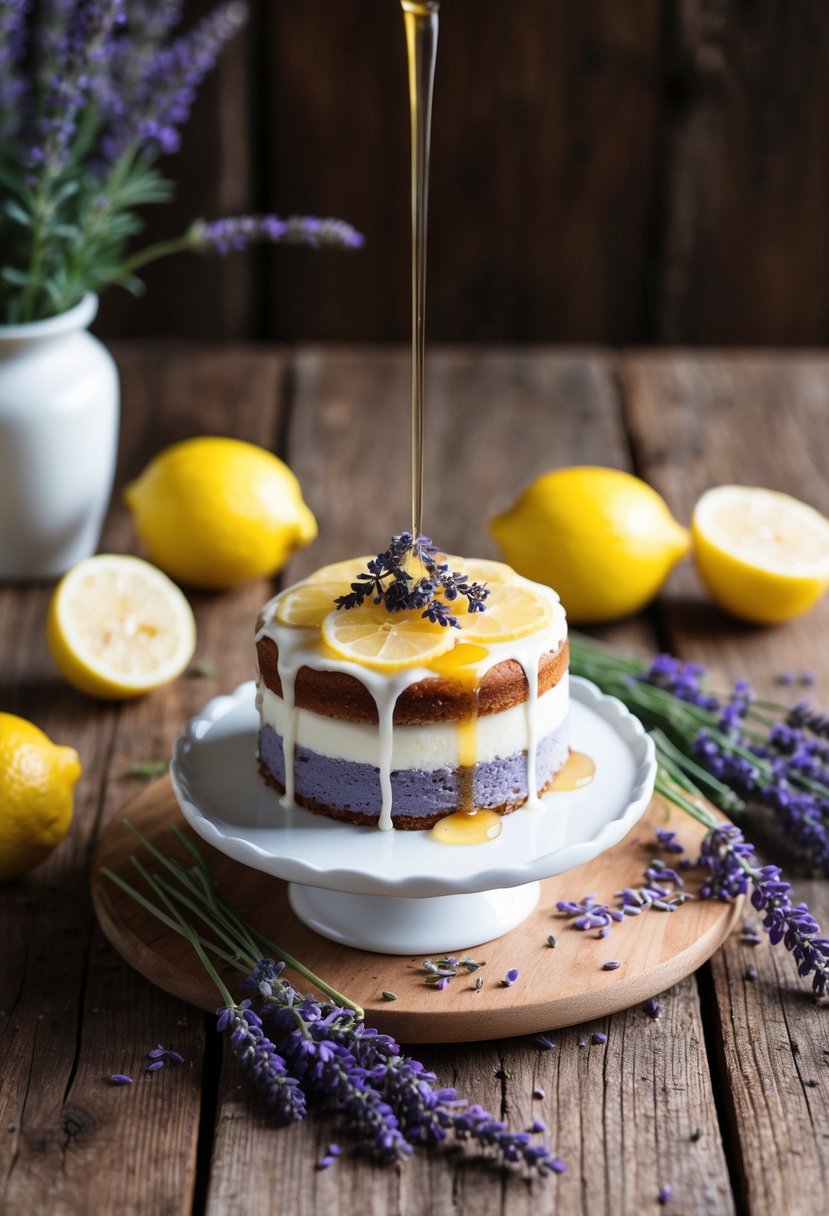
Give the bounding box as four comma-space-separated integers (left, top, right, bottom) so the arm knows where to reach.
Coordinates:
170, 676, 656, 956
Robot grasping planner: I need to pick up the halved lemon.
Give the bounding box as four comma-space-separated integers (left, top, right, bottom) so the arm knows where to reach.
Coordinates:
46, 555, 197, 699
276, 581, 347, 629
458, 583, 555, 643
692, 485, 829, 624
321, 601, 455, 671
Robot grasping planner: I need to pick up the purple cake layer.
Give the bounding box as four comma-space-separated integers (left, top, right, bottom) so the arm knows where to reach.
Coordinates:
259, 720, 569, 821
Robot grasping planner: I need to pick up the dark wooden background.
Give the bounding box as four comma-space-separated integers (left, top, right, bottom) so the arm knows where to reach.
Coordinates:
98, 0, 829, 346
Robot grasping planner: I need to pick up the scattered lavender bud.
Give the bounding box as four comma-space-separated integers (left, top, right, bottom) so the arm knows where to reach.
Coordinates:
805, 1078, 819, 1088
502, 968, 519, 988
578, 1039, 587, 1049
655, 829, 685, 854
535, 1035, 556, 1051
315, 1154, 337, 1170
530, 1118, 546, 1133
602, 960, 621, 971
533, 1087, 545, 1099
109, 1074, 133, 1085
474, 976, 484, 992
690, 1128, 702, 1142
435, 977, 449, 991
551, 1158, 567, 1174
590, 1032, 608, 1045
800, 670, 817, 686
327, 1143, 342, 1156
546, 935, 557, 948
381, 991, 398, 1002
146, 1060, 165, 1072
597, 926, 611, 938
658, 1183, 673, 1205
776, 670, 795, 686
744, 965, 758, 982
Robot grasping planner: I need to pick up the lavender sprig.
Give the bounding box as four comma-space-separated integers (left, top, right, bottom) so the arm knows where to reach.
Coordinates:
1, 2, 361, 323
105, 831, 564, 1176
335, 533, 489, 629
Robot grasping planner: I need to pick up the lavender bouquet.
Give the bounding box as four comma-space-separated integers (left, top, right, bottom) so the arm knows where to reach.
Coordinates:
0, 1, 362, 324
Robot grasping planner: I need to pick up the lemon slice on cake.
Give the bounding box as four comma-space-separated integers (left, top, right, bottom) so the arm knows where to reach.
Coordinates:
276, 581, 346, 629
321, 601, 455, 671
457, 583, 555, 643
304, 556, 374, 586
692, 485, 829, 624
47, 555, 197, 699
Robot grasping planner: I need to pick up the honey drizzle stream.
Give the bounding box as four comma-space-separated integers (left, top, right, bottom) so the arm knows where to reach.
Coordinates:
401, 0, 439, 540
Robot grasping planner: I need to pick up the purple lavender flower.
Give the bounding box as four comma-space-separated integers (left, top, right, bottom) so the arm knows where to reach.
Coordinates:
643, 997, 661, 1020
335, 534, 489, 628
697, 826, 829, 998
146, 1042, 185, 1070
249, 964, 565, 1176
32, 0, 126, 173
655, 828, 684, 854
502, 968, 519, 987
191, 214, 364, 255
106, 0, 247, 159
216, 1001, 306, 1124
658, 1183, 673, 1205
601, 960, 621, 971
109, 1073, 133, 1085
0, 0, 29, 137
590, 1031, 608, 1045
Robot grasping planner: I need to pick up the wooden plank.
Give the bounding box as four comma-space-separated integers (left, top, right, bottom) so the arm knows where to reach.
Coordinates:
656, 3, 829, 343
0, 343, 286, 1214
622, 351, 829, 1213
203, 346, 734, 1214
262, 3, 661, 343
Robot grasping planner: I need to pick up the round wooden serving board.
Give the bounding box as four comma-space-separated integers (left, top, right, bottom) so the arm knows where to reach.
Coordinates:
92, 778, 740, 1043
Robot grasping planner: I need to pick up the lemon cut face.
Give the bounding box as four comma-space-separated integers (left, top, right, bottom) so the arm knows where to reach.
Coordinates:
692, 485, 829, 623
321, 601, 455, 671
458, 583, 554, 643
47, 555, 197, 699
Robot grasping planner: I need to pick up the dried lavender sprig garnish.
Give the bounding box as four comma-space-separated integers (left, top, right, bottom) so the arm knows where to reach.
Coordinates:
335, 533, 489, 629
105, 832, 563, 1175
569, 635, 829, 878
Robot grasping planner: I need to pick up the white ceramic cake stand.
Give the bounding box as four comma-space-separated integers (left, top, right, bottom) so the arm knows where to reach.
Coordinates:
170, 677, 656, 955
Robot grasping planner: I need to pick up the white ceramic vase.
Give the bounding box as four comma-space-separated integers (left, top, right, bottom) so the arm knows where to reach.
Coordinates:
0, 294, 119, 581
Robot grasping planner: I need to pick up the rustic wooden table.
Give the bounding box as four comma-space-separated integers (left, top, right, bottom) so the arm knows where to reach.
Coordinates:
2, 344, 828, 1215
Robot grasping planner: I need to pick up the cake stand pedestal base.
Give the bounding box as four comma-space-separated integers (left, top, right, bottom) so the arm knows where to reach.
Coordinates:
287, 880, 542, 955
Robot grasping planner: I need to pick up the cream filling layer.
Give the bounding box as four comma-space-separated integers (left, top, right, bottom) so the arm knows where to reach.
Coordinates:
257, 676, 569, 770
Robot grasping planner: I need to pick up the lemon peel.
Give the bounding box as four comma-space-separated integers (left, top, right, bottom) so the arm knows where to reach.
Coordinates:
47, 554, 197, 699
0, 714, 80, 881
692, 485, 829, 623
124, 437, 317, 589
490, 466, 690, 623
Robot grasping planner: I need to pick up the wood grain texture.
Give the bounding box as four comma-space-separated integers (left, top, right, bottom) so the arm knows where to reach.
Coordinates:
93, 780, 740, 1040
0, 344, 287, 1215
190, 344, 735, 1216
623, 350, 829, 1212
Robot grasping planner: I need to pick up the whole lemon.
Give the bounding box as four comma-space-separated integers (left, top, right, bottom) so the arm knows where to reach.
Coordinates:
0, 714, 81, 882
490, 466, 690, 623
124, 438, 318, 589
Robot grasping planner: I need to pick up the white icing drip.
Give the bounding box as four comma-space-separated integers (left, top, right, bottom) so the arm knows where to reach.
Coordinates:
256, 580, 567, 828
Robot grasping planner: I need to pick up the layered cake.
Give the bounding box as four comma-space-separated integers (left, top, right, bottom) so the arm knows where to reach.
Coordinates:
255, 539, 569, 831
